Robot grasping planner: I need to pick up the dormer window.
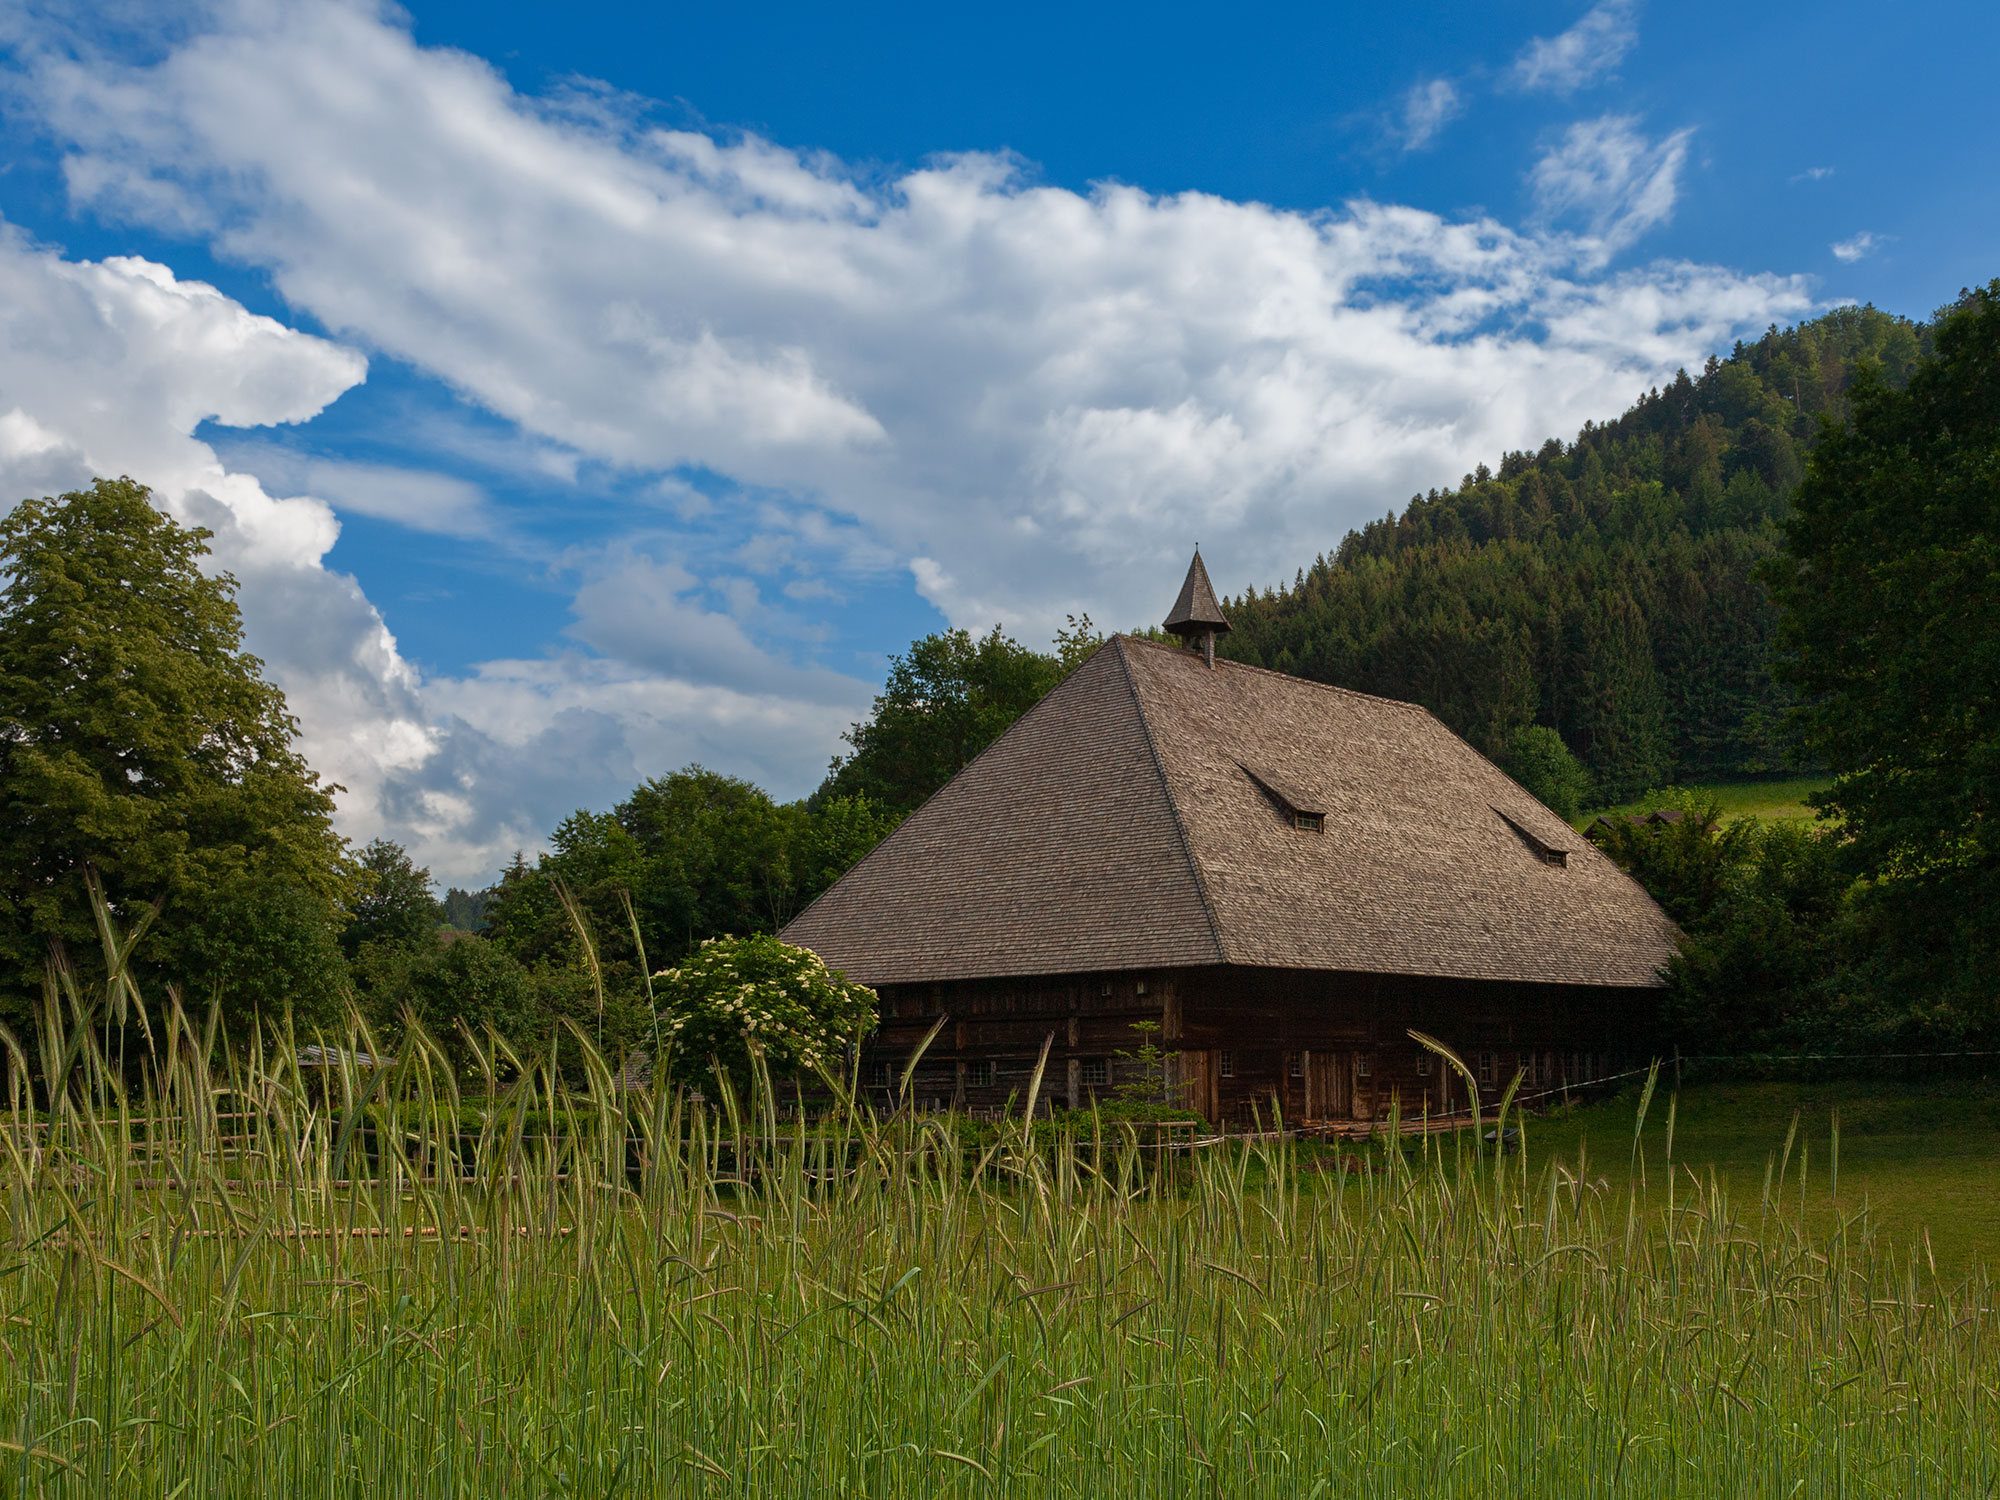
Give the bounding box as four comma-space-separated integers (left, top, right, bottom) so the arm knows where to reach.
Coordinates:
1240, 763, 1326, 834
1492, 806, 1572, 868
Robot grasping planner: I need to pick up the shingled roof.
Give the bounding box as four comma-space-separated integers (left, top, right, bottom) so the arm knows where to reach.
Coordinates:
782, 636, 1679, 989
1162, 551, 1231, 638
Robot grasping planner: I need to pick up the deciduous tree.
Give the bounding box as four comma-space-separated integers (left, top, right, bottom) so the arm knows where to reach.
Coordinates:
0, 479, 350, 1032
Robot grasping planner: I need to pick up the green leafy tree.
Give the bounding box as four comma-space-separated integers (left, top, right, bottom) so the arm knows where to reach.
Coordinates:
793, 795, 898, 903
1660, 822, 1856, 1051
0, 479, 350, 1034
1494, 725, 1593, 820
179, 873, 348, 1032
817, 625, 1068, 814
398, 937, 542, 1073
1587, 796, 1751, 932
1588, 798, 1858, 1052
343, 840, 441, 957
652, 934, 877, 1094
1765, 283, 2000, 1022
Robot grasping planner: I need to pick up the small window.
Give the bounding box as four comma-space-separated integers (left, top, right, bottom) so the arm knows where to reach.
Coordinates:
868, 1060, 893, 1088
965, 1060, 995, 1087
1477, 1052, 1496, 1086
1293, 812, 1324, 833
1080, 1058, 1109, 1087
1099, 980, 1113, 998
1135, 979, 1149, 997
1356, 1053, 1372, 1080
1288, 1052, 1303, 1079
1219, 1051, 1235, 1079
1415, 1052, 1434, 1077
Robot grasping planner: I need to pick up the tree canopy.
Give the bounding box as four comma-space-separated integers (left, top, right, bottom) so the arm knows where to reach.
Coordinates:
482, 767, 895, 1053
817, 617, 1100, 815
1766, 283, 2000, 1025
0, 479, 350, 1031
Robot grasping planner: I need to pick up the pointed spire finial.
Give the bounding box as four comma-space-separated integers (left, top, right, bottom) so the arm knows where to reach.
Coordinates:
1163, 550, 1230, 668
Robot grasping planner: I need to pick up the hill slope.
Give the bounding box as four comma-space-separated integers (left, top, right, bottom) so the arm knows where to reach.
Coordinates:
1218, 306, 1929, 800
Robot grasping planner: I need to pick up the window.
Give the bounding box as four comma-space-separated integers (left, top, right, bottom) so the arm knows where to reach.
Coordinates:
868, 1060, 893, 1089
1294, 811, 1325, 833
1356, 1053, 1372, 1080
1219, 1051, 1235, 1079
1081, 1058, 1109, 1088
1477, 1052, 1496, 1086
1100, 980, 1113, 998
1523, 1053, 1539, 1089
1288, 1052, 1303, 1079
965, 1060, 995, 1087
1135, 980, 1148, 997
1415, 1052, 1433, 1077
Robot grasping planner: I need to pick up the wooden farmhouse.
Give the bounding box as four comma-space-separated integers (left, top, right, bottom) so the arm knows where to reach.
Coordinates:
782, 554, 1680, 1126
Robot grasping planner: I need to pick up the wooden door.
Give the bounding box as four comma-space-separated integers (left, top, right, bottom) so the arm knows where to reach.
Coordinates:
1176, 1049, 1217, 1122
1306, 1051, 1348, 1121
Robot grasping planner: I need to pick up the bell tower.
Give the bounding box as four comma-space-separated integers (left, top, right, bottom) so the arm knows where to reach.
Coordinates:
1162, 549, 1231, 668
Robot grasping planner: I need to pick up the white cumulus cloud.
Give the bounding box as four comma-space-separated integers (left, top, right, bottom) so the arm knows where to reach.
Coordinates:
0, 224, 869, 884
0, 0, 1816, 883
1511, 0, 1642, 95
1831, 231, 1883, 263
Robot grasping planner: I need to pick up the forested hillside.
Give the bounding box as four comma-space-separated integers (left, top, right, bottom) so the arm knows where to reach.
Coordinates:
1218, 306, 1930, 801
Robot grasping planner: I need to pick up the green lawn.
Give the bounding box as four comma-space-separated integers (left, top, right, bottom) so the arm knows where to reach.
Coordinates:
1576, 775, 1833, 829
1519, 1076, 2000, 1276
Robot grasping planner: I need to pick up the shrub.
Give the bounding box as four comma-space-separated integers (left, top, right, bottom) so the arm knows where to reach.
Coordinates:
1494, 725, 1593, 820
653, 934, 876, 1092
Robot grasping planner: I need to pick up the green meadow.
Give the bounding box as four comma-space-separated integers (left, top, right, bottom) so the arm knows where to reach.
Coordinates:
1527, 1076, 2000, 1277
3, 1010, 1998, 1498
1577, 776, 1835, 829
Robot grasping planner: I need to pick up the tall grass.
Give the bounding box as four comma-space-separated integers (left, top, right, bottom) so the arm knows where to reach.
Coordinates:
1, 977, 1995, 1494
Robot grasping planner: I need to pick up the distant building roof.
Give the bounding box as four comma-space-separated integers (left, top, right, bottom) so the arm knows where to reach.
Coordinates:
298, 1044, 386, 1070
782, 635, 1678, 989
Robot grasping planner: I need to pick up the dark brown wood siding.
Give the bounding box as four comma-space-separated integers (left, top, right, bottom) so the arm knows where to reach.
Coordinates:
860, 965, 1655, 1122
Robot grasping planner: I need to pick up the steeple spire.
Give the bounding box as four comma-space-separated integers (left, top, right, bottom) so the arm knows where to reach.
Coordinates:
1162, 549, 1230, 668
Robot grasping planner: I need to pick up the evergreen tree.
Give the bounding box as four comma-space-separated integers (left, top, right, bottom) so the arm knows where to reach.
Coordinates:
1766, 283, 2000, 1028
1218, 304, 1930, 798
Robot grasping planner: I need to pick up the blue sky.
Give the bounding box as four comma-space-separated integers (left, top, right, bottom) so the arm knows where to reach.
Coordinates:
0, 0, 1987, 884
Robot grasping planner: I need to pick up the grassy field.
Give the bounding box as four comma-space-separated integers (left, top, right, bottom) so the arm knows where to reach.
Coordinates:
4, 1012, 2000, 1497
1525, 1075, 2000, 1275
1577, 776, 1834, 829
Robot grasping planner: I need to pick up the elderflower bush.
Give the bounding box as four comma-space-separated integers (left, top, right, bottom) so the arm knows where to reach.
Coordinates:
652, 934, 877, 1091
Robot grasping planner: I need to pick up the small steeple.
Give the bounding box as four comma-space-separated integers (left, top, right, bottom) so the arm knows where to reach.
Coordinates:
1163, 549, 1230, 668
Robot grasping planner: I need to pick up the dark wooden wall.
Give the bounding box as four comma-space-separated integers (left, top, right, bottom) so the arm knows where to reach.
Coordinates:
861, 965, 1658, 1123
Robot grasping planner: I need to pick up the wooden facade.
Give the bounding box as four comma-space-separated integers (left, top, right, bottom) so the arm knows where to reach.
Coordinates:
787, 562, 1678, 1124
862, 965, 1650, 1125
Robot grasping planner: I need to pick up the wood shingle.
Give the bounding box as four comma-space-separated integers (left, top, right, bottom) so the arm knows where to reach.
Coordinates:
783, 635, 1677, 991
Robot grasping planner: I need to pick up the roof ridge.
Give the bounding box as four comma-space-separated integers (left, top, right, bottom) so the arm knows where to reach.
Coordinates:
1113, 637, 1230, 966
778, 637, 1123, 944
1111, 633, 1434, 716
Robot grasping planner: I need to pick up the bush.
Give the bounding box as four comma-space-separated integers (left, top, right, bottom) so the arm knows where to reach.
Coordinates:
1590, 804, 1861, 1053
1495, 725, 1593, 820
399, 937, 541, 1072
653, 934, 877, 1092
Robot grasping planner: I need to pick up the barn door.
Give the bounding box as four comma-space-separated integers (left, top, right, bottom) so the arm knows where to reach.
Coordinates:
1177, 1049, 1217, 1122
1307, 1052, 1348, 1121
